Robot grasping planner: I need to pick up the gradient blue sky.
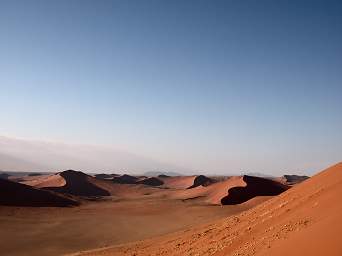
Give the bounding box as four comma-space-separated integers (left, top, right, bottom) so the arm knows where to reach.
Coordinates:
0, 0, 341, 174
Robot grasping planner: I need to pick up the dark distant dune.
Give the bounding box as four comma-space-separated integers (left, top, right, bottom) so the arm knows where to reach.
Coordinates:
188, 175, 214, 189
45, 170, 110, 197
112, 174, 138, 184
94, 174, 114, 180
221, 175, 289, 205
136, 177, 164, 186
0, 178, 78, 207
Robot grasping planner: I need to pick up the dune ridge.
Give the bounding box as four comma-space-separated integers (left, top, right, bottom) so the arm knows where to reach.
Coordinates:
220, 175, 289, 205
43, 170, 111, 197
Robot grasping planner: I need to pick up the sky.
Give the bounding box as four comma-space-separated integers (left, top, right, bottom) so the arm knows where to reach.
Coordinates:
0, 0, 341, 175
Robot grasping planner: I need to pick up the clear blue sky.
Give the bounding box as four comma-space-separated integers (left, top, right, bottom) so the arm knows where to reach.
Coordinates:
0, 0, 341, 174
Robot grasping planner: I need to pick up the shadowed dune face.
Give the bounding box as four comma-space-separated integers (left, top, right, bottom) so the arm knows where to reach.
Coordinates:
136, 177, 164, 186
112, 174, 138, 184
0, 178, 78, 207
170, 175, 284, 205
188, 175, 213, 189
94, 174, 114, 180
45, 170, 110, 197
221, 175, 289, 205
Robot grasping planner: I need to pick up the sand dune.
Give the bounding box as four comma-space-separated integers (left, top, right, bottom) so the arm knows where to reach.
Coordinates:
0, 178, 78, 207
94, 174, 117, 180
42, 170, 111, 197
171, 175, 287, 205
73, 162, 342, 256
16, 171, 166, 199
170, 176, 244, 204
160, 175, 213, 189
188, 175, 213, 189
22, 173, 66, 187
220, 175, 288, 204
136, 177, 164, 186
112, 174, 139, 184
159, 175, 197, 189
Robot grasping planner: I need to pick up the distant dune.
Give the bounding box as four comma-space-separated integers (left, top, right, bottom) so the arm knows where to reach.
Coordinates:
112, 174, 139, 184
0, 178, 78, 207
220, 175, 289, 204
170, 175, 287, 205
42, 170, 111, 197
188, 175, 214, 189
94, 173, 119, 180
136, 177, 164, 186
159, 175, 206, 189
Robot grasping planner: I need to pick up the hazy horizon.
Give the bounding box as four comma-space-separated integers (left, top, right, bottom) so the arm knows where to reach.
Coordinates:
1, 1, 341, 175
0, 135, 338, 176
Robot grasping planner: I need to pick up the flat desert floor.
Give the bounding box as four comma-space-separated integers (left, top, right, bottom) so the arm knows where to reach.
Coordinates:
0, 195, 267, 256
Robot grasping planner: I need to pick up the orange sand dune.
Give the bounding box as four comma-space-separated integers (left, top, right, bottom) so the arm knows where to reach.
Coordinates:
0, 178, 78, 207
188, 175, 213, 188
159, 175, 197, 189
220, 175, 288, 204
160, 175, 213, 189
42, 170, 111, 197
73, 162, 342, 256
22, 173, 66, 187
171, 175, 287, 205
20, 171, 166, 199
171, 176, 245, 204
